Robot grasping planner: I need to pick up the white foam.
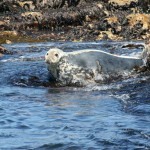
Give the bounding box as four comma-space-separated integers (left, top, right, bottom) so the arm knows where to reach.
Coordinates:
0, 56, 44, 62
0, 58, 20, 62
112, 94, 130, 101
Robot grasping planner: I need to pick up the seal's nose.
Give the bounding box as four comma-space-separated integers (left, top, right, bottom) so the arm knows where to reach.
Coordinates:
45, 59, 50, 64
44, 55, 48, 63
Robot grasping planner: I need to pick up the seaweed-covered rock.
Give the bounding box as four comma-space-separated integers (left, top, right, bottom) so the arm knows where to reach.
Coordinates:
17, 1, 35, 11
0, 0, 149, 43
119, 14, 150, 40
138, 0, 150, 13
109, 0, 138, 6
126, 14, 150, 30
108, 0, 138, 10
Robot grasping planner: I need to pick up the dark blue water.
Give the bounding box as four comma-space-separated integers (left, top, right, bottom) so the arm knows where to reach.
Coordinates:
0, 41, 150, 150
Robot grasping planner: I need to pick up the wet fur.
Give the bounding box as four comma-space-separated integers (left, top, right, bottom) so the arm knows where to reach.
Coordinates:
45, 46, 150, 86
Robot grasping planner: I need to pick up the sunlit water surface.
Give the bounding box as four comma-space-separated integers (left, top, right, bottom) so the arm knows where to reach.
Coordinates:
0, 41, 150, 150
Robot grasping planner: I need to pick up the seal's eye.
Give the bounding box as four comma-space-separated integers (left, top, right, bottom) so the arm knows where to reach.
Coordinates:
46, 53, 48, 55
55, 53, 58, 57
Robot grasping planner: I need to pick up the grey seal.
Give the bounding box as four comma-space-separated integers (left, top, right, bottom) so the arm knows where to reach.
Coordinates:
45, 46, 149, 86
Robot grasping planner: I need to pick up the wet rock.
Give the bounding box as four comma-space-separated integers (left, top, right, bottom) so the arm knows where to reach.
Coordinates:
109, 0, 138, 6
97, 30, 122, 41
122, 44, 144, 49
0, 31, 18, 44
138, 0, 150, 13
99, 16, 122, 35
0, 20, 9, 30
126, 14, 150, 30
0, 45, 13, 55
119, 14, 150, 40
21, 12, 43, 21
5, 40, 12, 44
133, 65, 148, 73
17, 1, 35, 11
108, 0, 138, 10
0, 31, 18, 36
0, 0, 149, 42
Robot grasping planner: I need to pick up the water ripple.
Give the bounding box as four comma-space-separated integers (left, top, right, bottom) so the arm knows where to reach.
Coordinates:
0, 41, 150, 149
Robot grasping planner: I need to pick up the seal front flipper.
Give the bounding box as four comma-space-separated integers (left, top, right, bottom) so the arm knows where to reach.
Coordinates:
94, 60, 106, 83
96, 60, 102, 73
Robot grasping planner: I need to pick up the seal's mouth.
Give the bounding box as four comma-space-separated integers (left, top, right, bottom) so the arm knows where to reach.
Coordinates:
45, 55, 51, 64
45, 59, 50, 64
45, 59, 58, 65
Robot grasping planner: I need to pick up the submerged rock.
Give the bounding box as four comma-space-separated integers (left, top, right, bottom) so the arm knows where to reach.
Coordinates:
0, 45, 13, 55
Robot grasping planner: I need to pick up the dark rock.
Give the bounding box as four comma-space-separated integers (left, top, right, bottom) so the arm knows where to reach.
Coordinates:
0, 45, 13, 55
138, 0, 150, 13
0, 0, 150, 42
122, 44, 144, 49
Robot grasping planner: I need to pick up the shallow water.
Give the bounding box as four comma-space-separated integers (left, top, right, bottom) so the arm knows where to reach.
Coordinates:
0, 41, 150, 150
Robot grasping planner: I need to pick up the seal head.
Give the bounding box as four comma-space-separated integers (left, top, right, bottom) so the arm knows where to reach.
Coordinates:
45, 48, 65, 79
45, 48, 64, 64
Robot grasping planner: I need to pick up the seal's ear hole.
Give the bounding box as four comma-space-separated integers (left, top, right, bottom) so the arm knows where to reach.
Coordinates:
55, 53, 58, 57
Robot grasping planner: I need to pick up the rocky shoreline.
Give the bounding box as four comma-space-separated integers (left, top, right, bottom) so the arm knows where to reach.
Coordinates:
0, 0, 150, 44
